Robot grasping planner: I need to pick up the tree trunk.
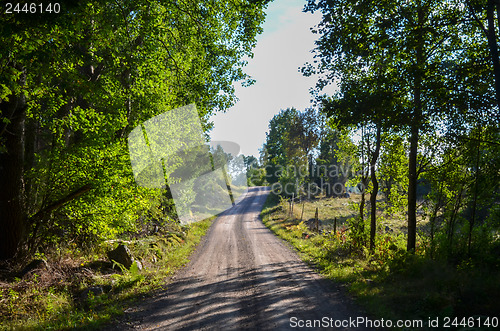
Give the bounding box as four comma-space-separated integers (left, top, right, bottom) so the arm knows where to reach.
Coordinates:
407, 2, 425, 253
369, 125, 381, 252
448, 186, 464, 258
429, 180, 444, 260
358, 126, 368, 237
468, 129, 482, 256
0, 90, 27, 260
407, 122, 419, 252
487, 0, 500, 111
359, 188, 366, 222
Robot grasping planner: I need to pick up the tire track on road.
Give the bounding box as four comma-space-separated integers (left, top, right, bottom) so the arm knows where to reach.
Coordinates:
106, 187, 372, 330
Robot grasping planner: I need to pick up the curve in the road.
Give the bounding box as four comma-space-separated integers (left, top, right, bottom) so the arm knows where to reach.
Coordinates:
108, 186, 372, 330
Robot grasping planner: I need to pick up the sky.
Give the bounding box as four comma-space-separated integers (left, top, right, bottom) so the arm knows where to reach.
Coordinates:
209, 0, 333, 158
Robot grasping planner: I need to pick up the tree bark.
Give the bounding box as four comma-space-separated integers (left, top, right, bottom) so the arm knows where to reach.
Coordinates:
369, 125, 381, 252
407, 122, 419, 252
358, 126, 367, 237
487, 0, 500, 111
407, 2, 425, 252
0, 89, 27, 260
468, 129, 482, 256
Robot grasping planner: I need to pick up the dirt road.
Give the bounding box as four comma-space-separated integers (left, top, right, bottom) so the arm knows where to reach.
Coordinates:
108, 186, 372, 330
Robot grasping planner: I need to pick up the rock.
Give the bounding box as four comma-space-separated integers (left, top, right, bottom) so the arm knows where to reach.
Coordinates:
133, 260, 143, 271
80, 286, 104, 300
18, 259, 49, 278
107, 244, 133, 269
83, 260, 114, 272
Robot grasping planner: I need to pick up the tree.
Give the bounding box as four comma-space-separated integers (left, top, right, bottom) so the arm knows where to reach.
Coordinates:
293, 108, 322, 182
262, 108, 300, 185
315, 125, 358, 197
0, 0, 270, 259
379, 133, 409, 215
262, 107, 322, 196
466, 0, 500, 113
303, 0, 485, 252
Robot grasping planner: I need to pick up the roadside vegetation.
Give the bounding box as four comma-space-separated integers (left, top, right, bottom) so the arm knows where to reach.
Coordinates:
253, 103, 499, 326
0, 218, 212, 330
261, 192, 500, 327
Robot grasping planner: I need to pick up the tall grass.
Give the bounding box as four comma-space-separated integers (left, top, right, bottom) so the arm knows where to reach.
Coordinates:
261, 192, 500, 329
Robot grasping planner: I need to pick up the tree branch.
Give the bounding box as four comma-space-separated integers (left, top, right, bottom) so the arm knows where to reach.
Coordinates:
465, 0, 488, 38
30, 184, 92, 221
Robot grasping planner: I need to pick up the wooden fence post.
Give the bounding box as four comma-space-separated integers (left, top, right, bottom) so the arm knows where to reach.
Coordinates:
315, 207, 319, 232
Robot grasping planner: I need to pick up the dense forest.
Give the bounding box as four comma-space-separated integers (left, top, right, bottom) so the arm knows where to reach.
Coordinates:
0, 0, 269, 261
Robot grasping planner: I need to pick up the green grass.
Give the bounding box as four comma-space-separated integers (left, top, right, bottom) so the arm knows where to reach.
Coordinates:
0, 218, 213, 330
261, 192, 500, 330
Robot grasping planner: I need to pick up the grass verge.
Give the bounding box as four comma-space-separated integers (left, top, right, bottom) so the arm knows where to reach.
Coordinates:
261, 192, 500, 330
0, 218, 212, 330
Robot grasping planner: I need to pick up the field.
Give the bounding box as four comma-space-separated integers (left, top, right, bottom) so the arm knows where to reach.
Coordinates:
283, 193, 427, 235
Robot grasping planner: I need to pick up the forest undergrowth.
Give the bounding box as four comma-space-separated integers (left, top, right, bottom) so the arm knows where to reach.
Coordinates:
0, 218, 212, 330
261, 192, 500, 329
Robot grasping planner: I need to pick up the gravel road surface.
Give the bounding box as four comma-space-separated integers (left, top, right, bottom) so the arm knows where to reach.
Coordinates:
106, 186, 372, 330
